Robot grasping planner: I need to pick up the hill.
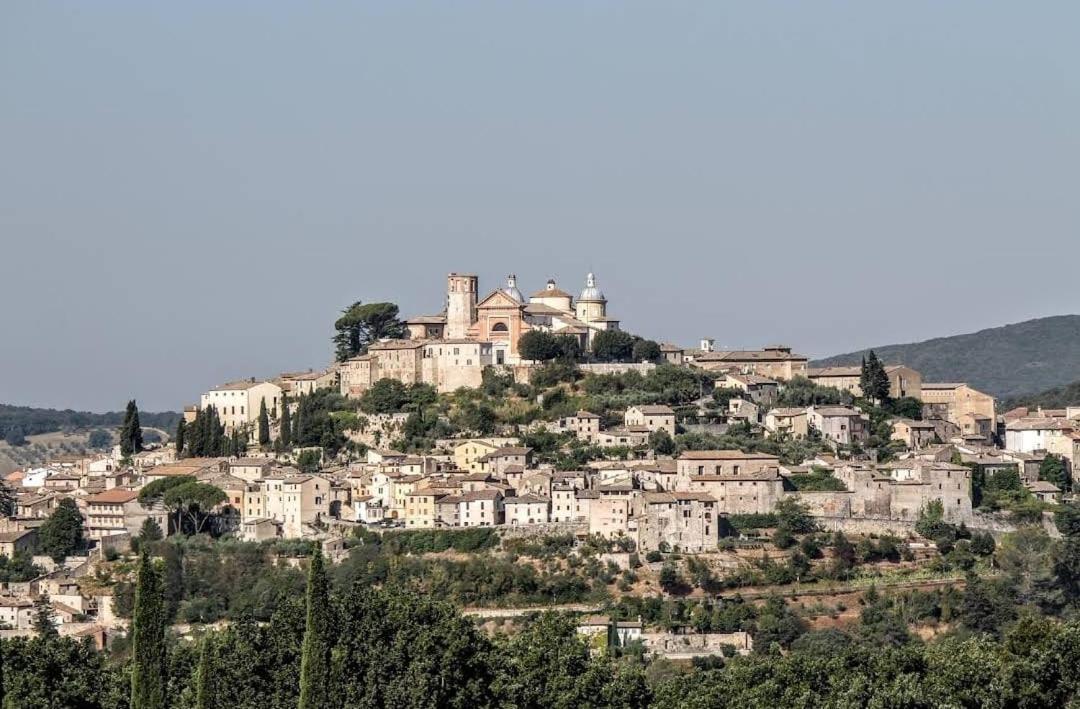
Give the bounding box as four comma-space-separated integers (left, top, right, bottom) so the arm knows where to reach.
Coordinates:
1002, 380, 1080, 411
811, 315, 1080, 399
0, 403, 181, 442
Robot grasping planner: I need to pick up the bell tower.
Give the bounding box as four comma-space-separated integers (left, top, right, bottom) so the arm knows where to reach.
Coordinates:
446, 273, 478, 339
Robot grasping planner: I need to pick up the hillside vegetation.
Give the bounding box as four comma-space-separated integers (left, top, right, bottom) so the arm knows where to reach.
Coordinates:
1003, 379, 1080, 411
813, 314, 1080, 398
0, 403, 180, 444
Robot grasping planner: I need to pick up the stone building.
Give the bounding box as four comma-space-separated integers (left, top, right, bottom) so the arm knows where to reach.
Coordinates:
635, 491, 719, 552
807, 406, 869, 447
921, 383, 995, 430
199, 379, 283, 439
624, 405, 676, 436
806, 365, 922, 400
692, 346, 808, 381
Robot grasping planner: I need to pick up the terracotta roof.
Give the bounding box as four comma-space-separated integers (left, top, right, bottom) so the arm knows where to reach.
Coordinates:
1006, 418, 1073, 431
369, 339, 425, 350
208, 379, 274, 392
697, 349, 807, 362
87, 489, 139, 504
406, 314, 447, 324
504, 495, 548, 505
630, 405, 674, 415
530, 286, 573, 299
678, 450, 780, 461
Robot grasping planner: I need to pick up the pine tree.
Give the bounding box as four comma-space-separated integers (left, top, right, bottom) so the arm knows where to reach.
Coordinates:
195, 634, 213, 709
32, 593, 57, 637
298, 549, 332, 709
257, 398, 270, 447
175, 418, 186, 459
130, 550, 167, 709
120, 399, 144, 457
279, 395, 292, 449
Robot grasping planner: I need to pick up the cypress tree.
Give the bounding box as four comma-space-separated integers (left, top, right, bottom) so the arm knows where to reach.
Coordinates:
280, 395, 292, 449
293, 395, 305, 447
195, 634, 213, 709
175, 419, 186, 459
862, 350, 891, 403
298, 549, 332, 709
120, 399, 144, 457
32, 593, 57, 637
130, 550, 167, 709
208, 407, 224, 456
257, 398, 270, 447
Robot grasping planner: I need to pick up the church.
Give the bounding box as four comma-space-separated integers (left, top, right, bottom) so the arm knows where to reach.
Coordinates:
406, 272, 621, 365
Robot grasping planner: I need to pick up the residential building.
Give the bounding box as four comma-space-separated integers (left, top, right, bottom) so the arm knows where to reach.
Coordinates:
636, 492, 719, 552
721, 373, 779, 405
807, 406, 869, 446
199, 379, 283, 438
693, 345, 808, 380
921, 383, 995, 430
624, 405, 676, 436
806, 365, 922, 399
764, 408, 808, 439
504, 495, 550, 525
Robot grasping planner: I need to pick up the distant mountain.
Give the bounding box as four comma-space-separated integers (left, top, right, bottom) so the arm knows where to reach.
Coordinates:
1002, 380, 1080, 412
811, 315, 1080, 399
0, 403, 181, 441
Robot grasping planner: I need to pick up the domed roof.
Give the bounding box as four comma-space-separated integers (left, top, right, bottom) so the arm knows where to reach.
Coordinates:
578, 273, 606, 302
502, 274, 524, 302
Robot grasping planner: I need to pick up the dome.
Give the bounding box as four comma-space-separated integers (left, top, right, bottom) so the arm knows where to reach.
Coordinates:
502, 274, 524, 302
578, 272, 606, 302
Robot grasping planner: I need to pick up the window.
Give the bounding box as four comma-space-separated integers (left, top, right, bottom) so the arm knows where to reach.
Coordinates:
491, 322, 508, 333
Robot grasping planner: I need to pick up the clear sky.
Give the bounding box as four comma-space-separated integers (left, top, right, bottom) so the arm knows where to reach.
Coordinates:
2, 2, 1078, 412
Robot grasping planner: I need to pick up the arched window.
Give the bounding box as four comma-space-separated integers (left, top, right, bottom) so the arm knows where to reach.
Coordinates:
491, 322, 509, 333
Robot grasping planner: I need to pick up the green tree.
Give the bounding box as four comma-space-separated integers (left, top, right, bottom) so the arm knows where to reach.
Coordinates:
632, 338, 662, 363
359, 378, 411, 414
32, 593, 57, 637
257, 398, 270, 447
120, 399, 144, 457
279, 395, 292, 449
138, 517, 164, 547
298, 550, 332, 709
859, 351, 890, 403
1039, 453, 1070, 490
162, 482, 227, 535
518, 330, 563, 361
333, 301, 406, 361
38, 498, 84, 562
174, 418, 186, 458
649, 429, 676, 455
88, 428, 112, 449
4, 425, 27, 447
591, 330, 636, 362
0, 479, 15, 517
296, 449, 322, 474
130, 551, 167, 709
195, 634, 214, 709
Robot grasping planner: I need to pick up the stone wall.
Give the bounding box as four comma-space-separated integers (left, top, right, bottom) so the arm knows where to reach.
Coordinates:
497, 521, 586, 541
577, 363, 658, 376
642, 630, 753, 657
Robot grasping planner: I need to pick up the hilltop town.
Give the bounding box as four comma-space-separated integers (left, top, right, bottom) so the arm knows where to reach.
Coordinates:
0, 270, 1077, 682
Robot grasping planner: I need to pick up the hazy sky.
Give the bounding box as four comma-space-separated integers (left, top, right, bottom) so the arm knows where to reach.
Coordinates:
2, 2, 1078, 412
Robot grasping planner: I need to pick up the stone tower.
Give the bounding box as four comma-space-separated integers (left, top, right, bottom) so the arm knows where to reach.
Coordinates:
575, 272, 607, 323
446, 273, 478, 339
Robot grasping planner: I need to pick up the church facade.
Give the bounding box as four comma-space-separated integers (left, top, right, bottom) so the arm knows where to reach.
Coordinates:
406, 272, 620, 366
343, 272, 620, 396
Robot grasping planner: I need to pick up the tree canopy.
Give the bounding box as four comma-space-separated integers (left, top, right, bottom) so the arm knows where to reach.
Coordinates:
333, 302, 406, 361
